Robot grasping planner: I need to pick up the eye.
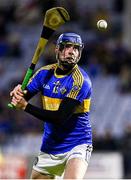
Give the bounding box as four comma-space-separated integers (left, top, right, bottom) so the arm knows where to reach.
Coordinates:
73, 45, 80, 50
64, 43, 72, 48
59, 42, 81, 51
64, 43, 80, 50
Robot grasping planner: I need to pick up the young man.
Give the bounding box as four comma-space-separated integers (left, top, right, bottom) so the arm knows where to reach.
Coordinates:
10, 32, 93, 179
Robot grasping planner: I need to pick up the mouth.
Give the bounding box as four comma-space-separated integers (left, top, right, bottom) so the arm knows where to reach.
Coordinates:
64, 57, 75, 63
66, 56, 74, 59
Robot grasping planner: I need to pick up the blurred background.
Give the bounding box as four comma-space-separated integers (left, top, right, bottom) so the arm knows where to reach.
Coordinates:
0, 0, 131, 179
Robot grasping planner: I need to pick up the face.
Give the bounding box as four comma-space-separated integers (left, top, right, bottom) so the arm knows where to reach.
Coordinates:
55, 42, 81, 70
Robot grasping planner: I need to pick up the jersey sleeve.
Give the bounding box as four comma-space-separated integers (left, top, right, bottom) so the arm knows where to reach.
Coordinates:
26, 69, 43, 95
66, 78, 92, 103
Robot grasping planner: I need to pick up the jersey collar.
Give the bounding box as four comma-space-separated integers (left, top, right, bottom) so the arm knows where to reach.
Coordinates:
54, 64, 78, 78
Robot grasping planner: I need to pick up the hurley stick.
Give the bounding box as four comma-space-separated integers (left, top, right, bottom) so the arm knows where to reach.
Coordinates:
8, 7, 70, 108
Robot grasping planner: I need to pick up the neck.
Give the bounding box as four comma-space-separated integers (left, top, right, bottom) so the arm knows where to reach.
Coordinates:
56, 65, 74, 75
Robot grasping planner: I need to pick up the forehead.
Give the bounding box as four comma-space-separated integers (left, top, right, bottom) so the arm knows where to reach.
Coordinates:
61, 42, 80, 46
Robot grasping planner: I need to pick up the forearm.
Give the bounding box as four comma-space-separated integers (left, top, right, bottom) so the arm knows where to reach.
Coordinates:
25, 103, 62, 124
24, 98, 80, 125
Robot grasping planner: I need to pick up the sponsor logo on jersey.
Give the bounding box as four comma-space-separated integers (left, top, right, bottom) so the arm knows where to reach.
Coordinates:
43, 84, 50, 90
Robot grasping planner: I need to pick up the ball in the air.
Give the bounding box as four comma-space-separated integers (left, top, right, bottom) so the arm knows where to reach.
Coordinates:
97, 19, 107, 29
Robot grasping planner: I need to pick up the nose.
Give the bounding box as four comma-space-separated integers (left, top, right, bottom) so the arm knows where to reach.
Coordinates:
68, 46, 74, 54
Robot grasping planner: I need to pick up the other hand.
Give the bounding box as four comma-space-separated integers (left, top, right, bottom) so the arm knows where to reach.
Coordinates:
10, 84, 28, 110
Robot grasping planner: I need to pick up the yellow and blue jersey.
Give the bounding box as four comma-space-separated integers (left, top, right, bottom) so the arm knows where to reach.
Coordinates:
27, 63, 92, 154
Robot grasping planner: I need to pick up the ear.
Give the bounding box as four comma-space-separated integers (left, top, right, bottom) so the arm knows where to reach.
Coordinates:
55, 46, 59, 53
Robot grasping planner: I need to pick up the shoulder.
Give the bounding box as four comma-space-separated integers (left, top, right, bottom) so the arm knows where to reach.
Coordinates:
34, 63, 57, 76
41, 63, 57, 70
37, 63, 57, 73
72, 65, 92, 89
30, 64, 57, 80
